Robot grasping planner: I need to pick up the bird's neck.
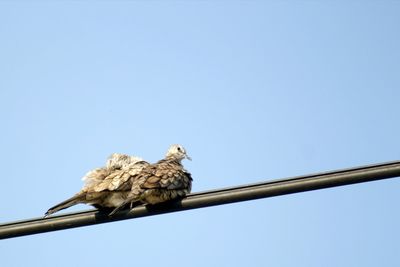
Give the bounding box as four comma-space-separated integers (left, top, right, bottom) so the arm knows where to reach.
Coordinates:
165, 156, 182, 163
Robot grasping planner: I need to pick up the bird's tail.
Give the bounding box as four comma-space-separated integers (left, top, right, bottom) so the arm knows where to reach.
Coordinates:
44, 194, 84, 217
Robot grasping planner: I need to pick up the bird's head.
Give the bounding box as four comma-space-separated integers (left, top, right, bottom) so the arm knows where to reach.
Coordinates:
165, 144, 191, 162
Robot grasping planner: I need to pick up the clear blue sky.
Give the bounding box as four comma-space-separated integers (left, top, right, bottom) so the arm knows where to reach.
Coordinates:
1, 2, 399, 266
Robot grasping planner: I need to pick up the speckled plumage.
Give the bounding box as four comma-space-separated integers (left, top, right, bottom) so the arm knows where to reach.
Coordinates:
109, 144, 192, 216
44, 153, 148, 217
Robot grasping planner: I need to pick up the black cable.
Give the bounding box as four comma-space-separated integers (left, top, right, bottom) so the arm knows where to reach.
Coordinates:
1, 160, 399, 240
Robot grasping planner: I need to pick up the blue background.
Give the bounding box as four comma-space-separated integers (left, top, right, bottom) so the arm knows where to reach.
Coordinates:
1, 2, 399, 266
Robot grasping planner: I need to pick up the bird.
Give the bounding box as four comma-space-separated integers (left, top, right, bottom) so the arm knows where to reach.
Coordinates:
44, 153, 149, 217
108, 144, 193, 216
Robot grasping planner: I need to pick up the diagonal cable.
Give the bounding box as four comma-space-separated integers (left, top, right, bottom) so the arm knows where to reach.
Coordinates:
1, 160, 400, 240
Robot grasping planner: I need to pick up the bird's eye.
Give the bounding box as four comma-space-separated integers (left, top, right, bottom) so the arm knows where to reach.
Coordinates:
177, 147, 181, 151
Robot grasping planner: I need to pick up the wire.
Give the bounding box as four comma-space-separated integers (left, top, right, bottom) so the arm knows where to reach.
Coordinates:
1, 160, 400, 240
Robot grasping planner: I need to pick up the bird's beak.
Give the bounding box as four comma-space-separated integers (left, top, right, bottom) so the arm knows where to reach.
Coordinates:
186, 154, 192, 161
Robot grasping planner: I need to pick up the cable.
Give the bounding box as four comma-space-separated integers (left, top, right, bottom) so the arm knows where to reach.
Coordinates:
1, 160, 399, 240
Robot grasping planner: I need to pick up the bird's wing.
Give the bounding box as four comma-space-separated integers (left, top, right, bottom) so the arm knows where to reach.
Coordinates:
81, 153, 135, 190
93, 161, 150, 192
81, 168, 109, 191
109, 159, 192, 216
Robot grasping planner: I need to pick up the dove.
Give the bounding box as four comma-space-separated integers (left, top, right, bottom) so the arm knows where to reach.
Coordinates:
44, 153, 149, 217
109, 144, 192, 216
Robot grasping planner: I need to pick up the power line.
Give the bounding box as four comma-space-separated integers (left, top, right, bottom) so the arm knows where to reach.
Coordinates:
1, 160, 400, 240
